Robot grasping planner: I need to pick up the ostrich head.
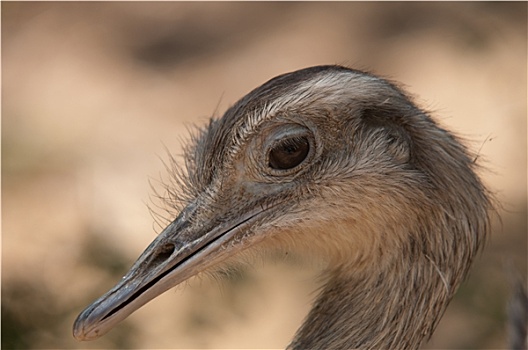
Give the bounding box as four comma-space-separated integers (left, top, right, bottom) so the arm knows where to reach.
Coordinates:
73, 65, 492, 349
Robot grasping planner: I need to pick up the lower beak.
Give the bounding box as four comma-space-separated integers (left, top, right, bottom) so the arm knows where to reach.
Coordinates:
73, 201, 262, 341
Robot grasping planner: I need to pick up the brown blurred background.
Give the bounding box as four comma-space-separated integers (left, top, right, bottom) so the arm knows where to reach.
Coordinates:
2, 2, 526, 349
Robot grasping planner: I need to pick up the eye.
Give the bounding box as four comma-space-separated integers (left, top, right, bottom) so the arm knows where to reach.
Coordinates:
268, 136, 310, 170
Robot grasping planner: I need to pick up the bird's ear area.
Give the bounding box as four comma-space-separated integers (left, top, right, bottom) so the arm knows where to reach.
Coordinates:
360, 107, 412, 164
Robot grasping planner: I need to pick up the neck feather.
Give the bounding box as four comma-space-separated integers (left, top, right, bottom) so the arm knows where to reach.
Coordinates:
288, 252, 455, 349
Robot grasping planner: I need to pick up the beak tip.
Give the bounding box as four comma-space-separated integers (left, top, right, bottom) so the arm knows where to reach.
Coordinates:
72, 323, 100, 342
73, 307, 101, 341
72, 316, 87, 341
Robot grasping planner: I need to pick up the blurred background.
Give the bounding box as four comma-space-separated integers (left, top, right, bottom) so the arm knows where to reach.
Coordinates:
2, 2, 526, 349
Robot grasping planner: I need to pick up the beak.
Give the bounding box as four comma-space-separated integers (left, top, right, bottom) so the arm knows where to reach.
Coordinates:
73, 200, 264, 341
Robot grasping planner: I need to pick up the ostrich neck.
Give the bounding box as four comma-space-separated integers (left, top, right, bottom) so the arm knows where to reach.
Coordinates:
288, 255, 451, 350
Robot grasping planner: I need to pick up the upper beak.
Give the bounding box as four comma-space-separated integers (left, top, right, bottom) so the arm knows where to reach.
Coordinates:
73, 200, 263, 341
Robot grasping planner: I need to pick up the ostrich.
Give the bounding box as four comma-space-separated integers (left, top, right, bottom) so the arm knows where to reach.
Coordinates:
73, 65, 492, 349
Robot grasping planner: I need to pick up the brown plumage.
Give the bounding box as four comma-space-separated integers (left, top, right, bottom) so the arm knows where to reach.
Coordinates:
73, 65, 492, 349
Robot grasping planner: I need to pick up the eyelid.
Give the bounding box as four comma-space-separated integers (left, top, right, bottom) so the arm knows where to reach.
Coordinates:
263, 125, 312, 150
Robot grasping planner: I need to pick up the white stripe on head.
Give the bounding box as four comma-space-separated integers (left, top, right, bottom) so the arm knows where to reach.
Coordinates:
230, 70, 385, 154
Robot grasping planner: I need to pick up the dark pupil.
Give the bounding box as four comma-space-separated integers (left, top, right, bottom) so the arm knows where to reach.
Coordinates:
269, 136, 309, 170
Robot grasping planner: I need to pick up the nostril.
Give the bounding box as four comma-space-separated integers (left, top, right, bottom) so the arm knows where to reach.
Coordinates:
150, 243, 176, 268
